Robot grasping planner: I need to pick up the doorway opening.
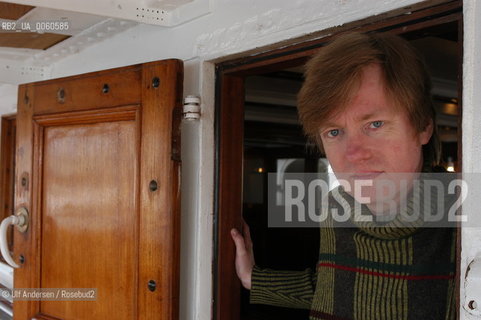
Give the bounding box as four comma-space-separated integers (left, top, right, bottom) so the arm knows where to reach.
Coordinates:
214, 1, 462, 319
241, 23, 460, 319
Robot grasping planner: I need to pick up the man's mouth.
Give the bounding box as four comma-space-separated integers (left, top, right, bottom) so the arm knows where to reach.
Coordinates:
350, 171, 384, 180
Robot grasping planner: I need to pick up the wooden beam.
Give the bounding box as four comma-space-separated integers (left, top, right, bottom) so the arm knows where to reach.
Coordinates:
0, 33, 70, 50
0, 1, 34, 20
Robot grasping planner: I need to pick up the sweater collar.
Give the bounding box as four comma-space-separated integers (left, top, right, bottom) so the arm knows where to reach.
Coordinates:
334, 184, 427, 239
330, 162, 439, 239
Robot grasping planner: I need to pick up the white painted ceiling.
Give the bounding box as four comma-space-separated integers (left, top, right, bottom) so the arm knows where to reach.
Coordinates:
0, 0, 209, 84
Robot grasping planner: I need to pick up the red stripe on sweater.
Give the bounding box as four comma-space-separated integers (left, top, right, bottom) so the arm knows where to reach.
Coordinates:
318, 262, 454, 280
310, 310, 351, 320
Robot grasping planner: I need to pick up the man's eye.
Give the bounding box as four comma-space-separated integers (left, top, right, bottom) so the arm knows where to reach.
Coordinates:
370, 121, 384, 128
327, 129, 340, 137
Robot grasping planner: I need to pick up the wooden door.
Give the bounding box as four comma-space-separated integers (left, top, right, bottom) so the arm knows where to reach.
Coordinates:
13, 60, 183, 320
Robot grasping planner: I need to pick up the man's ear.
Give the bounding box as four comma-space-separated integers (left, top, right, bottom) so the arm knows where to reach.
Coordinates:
419, 119, 434, 145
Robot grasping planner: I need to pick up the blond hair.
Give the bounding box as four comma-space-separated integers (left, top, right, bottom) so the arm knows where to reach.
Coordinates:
297, 32, 440, 164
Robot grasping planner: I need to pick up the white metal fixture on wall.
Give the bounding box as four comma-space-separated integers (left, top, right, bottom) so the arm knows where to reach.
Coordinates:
183, 95, 201, 120
465, 257, 481, 316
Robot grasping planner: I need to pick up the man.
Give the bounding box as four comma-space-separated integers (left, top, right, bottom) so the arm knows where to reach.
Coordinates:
231, 32, 456, 319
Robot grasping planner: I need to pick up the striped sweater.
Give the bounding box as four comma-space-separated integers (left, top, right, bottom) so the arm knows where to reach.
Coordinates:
250, 186, 456, 320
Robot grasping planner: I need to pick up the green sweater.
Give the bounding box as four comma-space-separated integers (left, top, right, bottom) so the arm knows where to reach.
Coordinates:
250, 186, 456, 320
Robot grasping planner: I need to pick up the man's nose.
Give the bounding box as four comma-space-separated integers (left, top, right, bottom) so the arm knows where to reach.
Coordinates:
344, 133, 372, 162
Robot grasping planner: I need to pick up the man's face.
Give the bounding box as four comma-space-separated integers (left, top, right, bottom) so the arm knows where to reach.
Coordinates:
319, 64, 433, 210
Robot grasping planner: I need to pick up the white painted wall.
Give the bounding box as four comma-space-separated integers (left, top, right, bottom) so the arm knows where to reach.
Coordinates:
0, 84, 18, 116
461, 0, 481, 319
2, 0, 481, 318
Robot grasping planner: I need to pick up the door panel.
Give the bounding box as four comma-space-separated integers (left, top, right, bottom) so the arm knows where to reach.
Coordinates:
14, 60, 183, 320
40, 120, 137, 319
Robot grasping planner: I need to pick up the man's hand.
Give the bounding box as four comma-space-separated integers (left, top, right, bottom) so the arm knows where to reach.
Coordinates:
230, 222, 255, 290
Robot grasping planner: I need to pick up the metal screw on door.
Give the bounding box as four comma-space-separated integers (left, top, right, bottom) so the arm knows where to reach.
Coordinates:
57, 88, 66, 103
148, 280, 156, 292
152, 77, 160, 88
149, 180, 158, 191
